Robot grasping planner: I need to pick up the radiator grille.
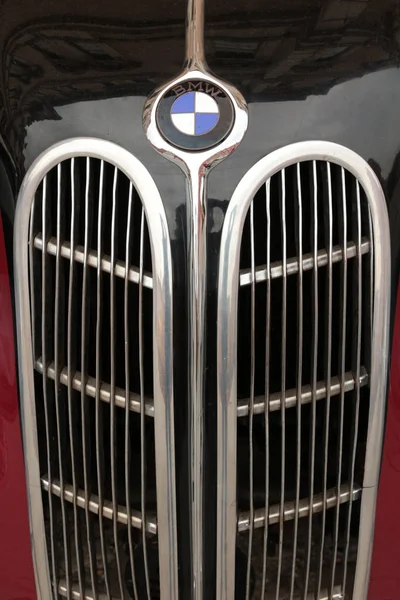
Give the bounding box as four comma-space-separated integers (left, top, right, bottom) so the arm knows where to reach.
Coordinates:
14, 140, 178, 600
217, 143, 390, 600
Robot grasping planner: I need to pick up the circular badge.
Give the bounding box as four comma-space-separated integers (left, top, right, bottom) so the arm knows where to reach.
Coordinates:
156, 80, 234, 151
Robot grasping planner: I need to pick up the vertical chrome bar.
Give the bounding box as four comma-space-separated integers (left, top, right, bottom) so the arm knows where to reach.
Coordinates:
368, 208, 374, 348
187, 172, 206, 600
41, 175, 57, 599
124, 183, 139, 600
316, 162, 333, 598
29, 199, 36, 357
54, 163, 71, 599
144, 3, 247, 595
95, 160, 111, 597
342, 180, 363, 593
303, 161, 318, 599
290, 163, 303, 599
245, 201, 256, 600
260, 180, 271, 599
185, 0, 206, 68
330, 167, 348, 595
276, 168, 287, 600
110, 167, 125, 598
185, 5, 208, 585
81, 158, 97, 597
139, 208, 152, 599
67, 158, 84, 599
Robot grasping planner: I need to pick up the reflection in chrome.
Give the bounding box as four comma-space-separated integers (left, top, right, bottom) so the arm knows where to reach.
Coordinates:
143, 0, 248, 597
216, 141, 390, 600
14, 138, 178, 600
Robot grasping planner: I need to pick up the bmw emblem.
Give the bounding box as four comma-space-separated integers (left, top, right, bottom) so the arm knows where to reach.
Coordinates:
156, 79, 235, 152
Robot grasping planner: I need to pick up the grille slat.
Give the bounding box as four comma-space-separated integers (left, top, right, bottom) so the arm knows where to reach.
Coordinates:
342, 180, 363, 594
303, 159, 319, 599
54, 162, 73, 600
40, 174, 58, 599
109, 167, 125, 599
41, 475, 158, 534
33, 234, 154, 289
290, 162, 303, 599
330, 166, 348, 596
245, 200, 256, 600
239, 237, 370, 286
237, 367, 368, 417
67, 158, 85, 600
80, 158, 98, 598
217, 142, 391, 600
275, 167, 287, 600
138, 206, 152, 600
34, 358, 154, 416
237, 484, 362, 531
316, 162, 334, 599
94, 158, 112, 598
260, 178, 271, 600
57, 581, 345, 600
124, 181, 139, 600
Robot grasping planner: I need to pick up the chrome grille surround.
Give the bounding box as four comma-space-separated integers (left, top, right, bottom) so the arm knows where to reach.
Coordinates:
14, 138, 178, 599
216, 141, 390, 599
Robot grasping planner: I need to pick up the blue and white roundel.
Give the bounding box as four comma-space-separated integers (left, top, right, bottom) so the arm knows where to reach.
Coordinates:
171, 91, 220, 136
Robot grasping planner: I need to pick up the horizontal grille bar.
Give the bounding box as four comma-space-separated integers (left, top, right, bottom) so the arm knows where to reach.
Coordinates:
41, 476, 157, 535
237, 483, 362, 532
57, 586, 344, 600
58, 582, 112, 599
237, 368, 368, 417
58, 581, 343, 600
239, 237, 370, 286
34, 358, 155, 417
33, 233, 153, 289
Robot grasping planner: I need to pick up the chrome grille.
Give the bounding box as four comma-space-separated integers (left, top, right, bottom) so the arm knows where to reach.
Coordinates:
14, 139, 178, 600
217, 142, 390, 599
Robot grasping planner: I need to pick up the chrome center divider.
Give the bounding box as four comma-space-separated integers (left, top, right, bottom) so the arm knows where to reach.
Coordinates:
143, 0, 248, 598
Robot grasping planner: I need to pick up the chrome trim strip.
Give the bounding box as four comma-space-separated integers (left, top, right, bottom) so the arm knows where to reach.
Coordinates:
330, 167, 349, 597
143, 1, 248, 594
33, 233, 154, 289
304, 160, 320, 599
41, 476, 157, 534
216, 141, 391, 600
185, 0, 205, 69
14, 138, 178, 600
237, 483, 362, 532
239, 237, 370, 286
34, 358, 155, 416
316, 162, 334, 599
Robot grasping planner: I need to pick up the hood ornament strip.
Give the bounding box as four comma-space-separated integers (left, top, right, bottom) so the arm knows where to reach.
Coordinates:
143, 2, 248, 598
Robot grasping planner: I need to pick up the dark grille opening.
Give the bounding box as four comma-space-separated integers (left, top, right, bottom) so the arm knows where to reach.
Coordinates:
235, 161, 373, 598
28, 157, 159, 598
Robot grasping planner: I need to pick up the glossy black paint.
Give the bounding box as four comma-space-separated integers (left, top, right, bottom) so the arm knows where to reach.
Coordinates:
1, 0, 400, 597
